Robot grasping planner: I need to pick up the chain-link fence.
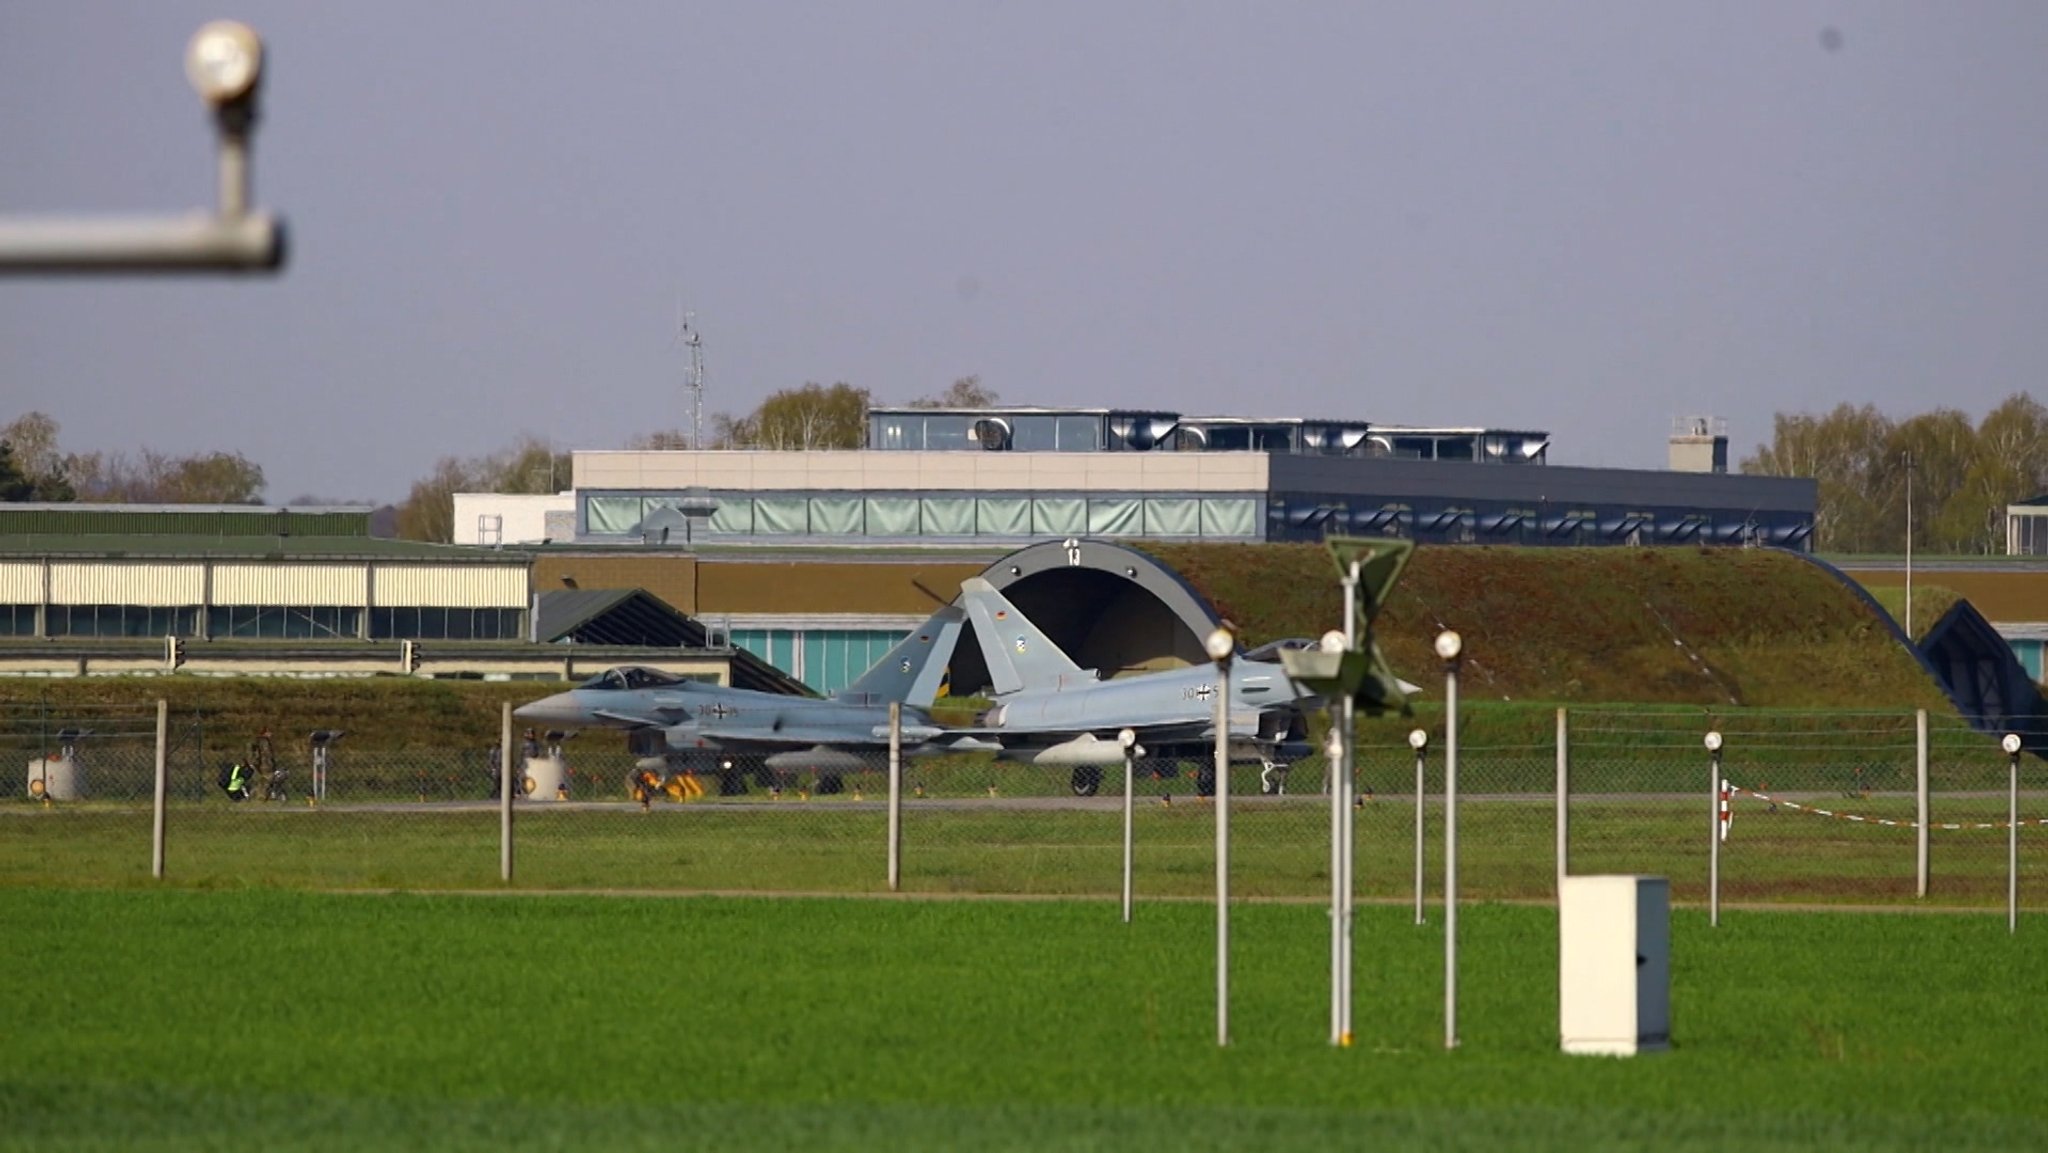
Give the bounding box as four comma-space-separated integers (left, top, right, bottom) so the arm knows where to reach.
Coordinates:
1566, 708, 2046, 907
4, 699, 2042, 908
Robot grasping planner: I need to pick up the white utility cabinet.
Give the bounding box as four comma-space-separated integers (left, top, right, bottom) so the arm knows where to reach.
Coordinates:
26, 755, 82, 801
521, 755, 569, 800
1559, 874, 1670, 1056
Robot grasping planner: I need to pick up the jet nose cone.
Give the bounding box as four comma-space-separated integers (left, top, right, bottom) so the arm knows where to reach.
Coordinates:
514, 692, 581, 725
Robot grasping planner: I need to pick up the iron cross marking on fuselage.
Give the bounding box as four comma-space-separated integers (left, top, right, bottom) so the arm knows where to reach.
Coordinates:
1191, 684, 1216, 701
706, 702, 739, 719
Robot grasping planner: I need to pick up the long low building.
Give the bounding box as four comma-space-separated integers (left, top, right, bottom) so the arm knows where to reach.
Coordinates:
0, 535, 530, 643
566, 408, 1815, 550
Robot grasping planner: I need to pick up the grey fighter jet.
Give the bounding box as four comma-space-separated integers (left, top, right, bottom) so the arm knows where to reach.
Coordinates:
514, 604, 968, 794
954, 578, 1412, 797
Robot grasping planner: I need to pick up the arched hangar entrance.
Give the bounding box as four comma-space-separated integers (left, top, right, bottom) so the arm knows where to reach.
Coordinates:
947, 539, 1223, 697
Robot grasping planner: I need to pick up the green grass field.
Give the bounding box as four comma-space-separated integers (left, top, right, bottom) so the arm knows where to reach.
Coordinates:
6, 788, 2044, 905
3, 890, 2045, 1151
8, 794, 2039, 913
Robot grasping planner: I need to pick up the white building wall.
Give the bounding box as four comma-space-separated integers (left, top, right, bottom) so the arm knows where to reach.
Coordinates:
0, 562, 41, 602
452, 493, 575, 545
212, 564, 369, 605
49, 562, 206, 606
370, 564, 529, 608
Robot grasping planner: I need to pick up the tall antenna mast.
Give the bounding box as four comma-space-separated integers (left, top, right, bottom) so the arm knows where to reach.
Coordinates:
678, 304, 705, 449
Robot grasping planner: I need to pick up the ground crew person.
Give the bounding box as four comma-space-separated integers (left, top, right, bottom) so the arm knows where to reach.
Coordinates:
220, 760, 252, 802
251, 728, 283, 801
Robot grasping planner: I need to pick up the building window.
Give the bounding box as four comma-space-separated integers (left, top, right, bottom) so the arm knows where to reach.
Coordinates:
923, 416, 975, 452
1056, 416, 1103, 452
1193, 498, 1259, 538
1008, 415, 1057, 452
0, 605, 36, 636
753, 498, 808, 535
370, 607, 522, 640
207, 605, 361, 639
47, 605, 199, 637
870, 414, 923, 451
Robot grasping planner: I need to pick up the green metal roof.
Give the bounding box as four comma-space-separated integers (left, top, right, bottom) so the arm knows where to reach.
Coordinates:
0, 505, 375, 538
0, 534, 531, 563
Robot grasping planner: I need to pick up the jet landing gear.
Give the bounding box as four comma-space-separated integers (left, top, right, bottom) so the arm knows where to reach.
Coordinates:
1259, 760, 1288, 796
1070, 767, 1102, 797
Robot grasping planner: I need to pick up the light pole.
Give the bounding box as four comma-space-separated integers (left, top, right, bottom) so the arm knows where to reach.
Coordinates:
1435, 628, 1463, 1050
1705, 730, 1725, 927
1409, 727, 1428, 926
1206, 625, 1236, 1048
2005, 732, 2022, 934
1120, 726, 1141, 924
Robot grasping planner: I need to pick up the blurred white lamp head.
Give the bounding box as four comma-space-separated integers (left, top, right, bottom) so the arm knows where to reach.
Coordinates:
1205, 627, 1235, 663
186, 21, 264, 105
1433, 630, 1462, 662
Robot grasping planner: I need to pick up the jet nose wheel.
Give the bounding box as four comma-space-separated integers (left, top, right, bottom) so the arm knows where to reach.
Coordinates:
1070, 767, 1102, 797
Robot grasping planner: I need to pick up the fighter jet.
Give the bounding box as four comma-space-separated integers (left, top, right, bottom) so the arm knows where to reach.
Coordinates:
954, 578, 1335, 797
514, 604, 968, 795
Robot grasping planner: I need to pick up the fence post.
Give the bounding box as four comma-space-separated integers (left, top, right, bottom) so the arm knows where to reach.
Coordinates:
1555, 707, 1568, 894
887, 702, 902, 892
500, 702, 513, 884
1916, 709, 1929, 898
151, 699, 168, 879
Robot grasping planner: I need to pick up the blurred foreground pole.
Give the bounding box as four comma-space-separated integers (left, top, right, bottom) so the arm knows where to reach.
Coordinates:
1916, 710, 1929, 897
0, 216, 283, 274
151, 700, 168, 879
500, 703, 514, 883
0, 23, 286, 276
888, 703, 902, 892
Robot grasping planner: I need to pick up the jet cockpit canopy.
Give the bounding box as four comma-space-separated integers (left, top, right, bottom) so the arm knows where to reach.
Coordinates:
579, 666, 688, 692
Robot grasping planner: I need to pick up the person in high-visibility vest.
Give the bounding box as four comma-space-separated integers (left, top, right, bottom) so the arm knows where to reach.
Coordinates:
220, 761, 252, 802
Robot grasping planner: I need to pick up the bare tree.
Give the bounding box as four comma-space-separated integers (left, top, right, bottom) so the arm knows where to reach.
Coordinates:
905, 375, 998, 409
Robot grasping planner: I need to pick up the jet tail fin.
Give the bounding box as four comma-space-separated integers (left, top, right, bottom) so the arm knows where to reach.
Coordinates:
834, 605, 966, 708
958, 578, 1089, 696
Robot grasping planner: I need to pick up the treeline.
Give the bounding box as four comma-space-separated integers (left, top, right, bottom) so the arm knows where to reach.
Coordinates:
1739, 393, 2048, 555
23, 381, 2035, 557
0, 412, 265, 504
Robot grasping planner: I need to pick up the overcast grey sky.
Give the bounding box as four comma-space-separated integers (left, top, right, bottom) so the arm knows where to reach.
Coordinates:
4, 2, 2046, 503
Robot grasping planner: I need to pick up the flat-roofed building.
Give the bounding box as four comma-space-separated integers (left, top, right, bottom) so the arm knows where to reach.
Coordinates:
568, 402, 1812, 550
